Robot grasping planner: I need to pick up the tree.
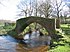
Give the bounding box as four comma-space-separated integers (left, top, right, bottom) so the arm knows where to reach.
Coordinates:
67, 3, 70, 17
38, 0, 52, 18
51, 0, 66, 28
17, 0, 34, 17
51, 0, 65, 18
17, 0, 28, 17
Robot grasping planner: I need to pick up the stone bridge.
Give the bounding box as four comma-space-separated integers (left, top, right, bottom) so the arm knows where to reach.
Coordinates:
8, 16, 57, 39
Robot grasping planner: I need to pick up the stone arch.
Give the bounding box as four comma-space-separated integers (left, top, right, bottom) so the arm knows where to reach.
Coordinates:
21, 22, 49, 35
8, 16, 56, 39
16, 16, 56, 34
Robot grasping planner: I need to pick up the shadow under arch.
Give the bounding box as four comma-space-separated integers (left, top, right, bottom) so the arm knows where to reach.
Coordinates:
21, 22, 49, 36
8, 16, 56, 39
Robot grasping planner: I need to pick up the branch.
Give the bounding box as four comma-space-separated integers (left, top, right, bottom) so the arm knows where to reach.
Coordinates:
0, 1, 6, 7
58, 0, 62, 8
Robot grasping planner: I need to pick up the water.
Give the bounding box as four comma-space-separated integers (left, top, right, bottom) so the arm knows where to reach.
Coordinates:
0, 35, 49, 52
23, 36, 49, 48
0, 35, 24, 52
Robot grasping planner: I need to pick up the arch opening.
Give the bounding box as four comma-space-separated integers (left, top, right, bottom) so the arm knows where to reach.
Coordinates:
20, 22, 48, 36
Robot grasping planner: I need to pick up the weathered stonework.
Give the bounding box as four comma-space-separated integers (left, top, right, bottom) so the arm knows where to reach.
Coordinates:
8, 16, 57, 39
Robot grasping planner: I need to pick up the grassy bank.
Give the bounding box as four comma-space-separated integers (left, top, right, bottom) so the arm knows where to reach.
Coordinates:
0, 23, 15, 35
48, 24, 70, 52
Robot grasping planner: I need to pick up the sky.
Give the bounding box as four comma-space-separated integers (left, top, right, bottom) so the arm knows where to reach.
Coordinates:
0, 0, 20, 21
0, 0, 70, 21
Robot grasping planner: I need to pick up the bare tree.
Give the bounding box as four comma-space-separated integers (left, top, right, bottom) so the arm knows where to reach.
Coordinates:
17, 0, 28, 17
67, 4, 70, 17
51, 0, 66, 28
38, 0, 52, 18
35, 0, 37, 16
17, 0, 34, 17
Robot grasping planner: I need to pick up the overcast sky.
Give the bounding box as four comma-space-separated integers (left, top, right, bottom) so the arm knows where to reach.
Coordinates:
0, 0, 70, 21
0, 0, 20, 21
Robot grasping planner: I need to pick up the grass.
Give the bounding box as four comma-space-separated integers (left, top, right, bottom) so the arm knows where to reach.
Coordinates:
60, 24, 70, 35
49, 46, 70, 52
48, 24, 70, 52
0, 23, 15, 35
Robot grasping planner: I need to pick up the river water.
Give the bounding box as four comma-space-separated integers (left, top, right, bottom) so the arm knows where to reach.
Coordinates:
0, 35, 24, 52
0, 35, 49, 52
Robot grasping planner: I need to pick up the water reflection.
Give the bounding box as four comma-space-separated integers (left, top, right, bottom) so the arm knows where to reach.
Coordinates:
23, 36, 49, 48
